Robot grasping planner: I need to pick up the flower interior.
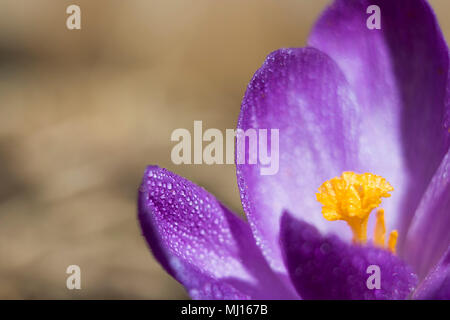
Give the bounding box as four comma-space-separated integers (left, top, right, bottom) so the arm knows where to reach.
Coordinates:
316, 172, 398, 253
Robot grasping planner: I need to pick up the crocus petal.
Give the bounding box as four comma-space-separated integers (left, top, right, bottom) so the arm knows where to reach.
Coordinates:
414, 245, 450, 300
237, 47, 361, 274
138, 166, 298, 299
280, 212, 418, 300
308, 0, 450, 244
403, 149, 450, 278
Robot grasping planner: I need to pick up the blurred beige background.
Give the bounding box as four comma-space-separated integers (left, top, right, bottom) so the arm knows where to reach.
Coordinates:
0, 0, 448, 299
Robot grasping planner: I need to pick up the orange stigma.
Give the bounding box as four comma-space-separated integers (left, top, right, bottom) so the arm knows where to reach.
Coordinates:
316, 172, 398, 253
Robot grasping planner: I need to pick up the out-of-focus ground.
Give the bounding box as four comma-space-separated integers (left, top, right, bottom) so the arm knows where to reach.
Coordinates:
0, 0, 448, 299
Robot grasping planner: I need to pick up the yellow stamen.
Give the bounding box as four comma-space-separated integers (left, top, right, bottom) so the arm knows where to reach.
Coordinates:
388, 230, 398, 254
316, 172, 398, 253
374, 209, 386, 247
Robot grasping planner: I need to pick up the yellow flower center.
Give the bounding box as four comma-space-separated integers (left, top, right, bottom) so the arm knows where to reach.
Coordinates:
316, 172, 398, 253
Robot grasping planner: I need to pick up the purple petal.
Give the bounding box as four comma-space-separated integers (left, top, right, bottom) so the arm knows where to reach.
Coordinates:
280, 212, 418, 300
138, 166, 298, 299
414, 245, 450, 300
309, 0, 449, 244
403, 149, 450, 278
237, 47, 361, 274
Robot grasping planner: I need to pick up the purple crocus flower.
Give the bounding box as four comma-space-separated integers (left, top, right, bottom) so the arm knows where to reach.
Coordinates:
138, 0, 450, 299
